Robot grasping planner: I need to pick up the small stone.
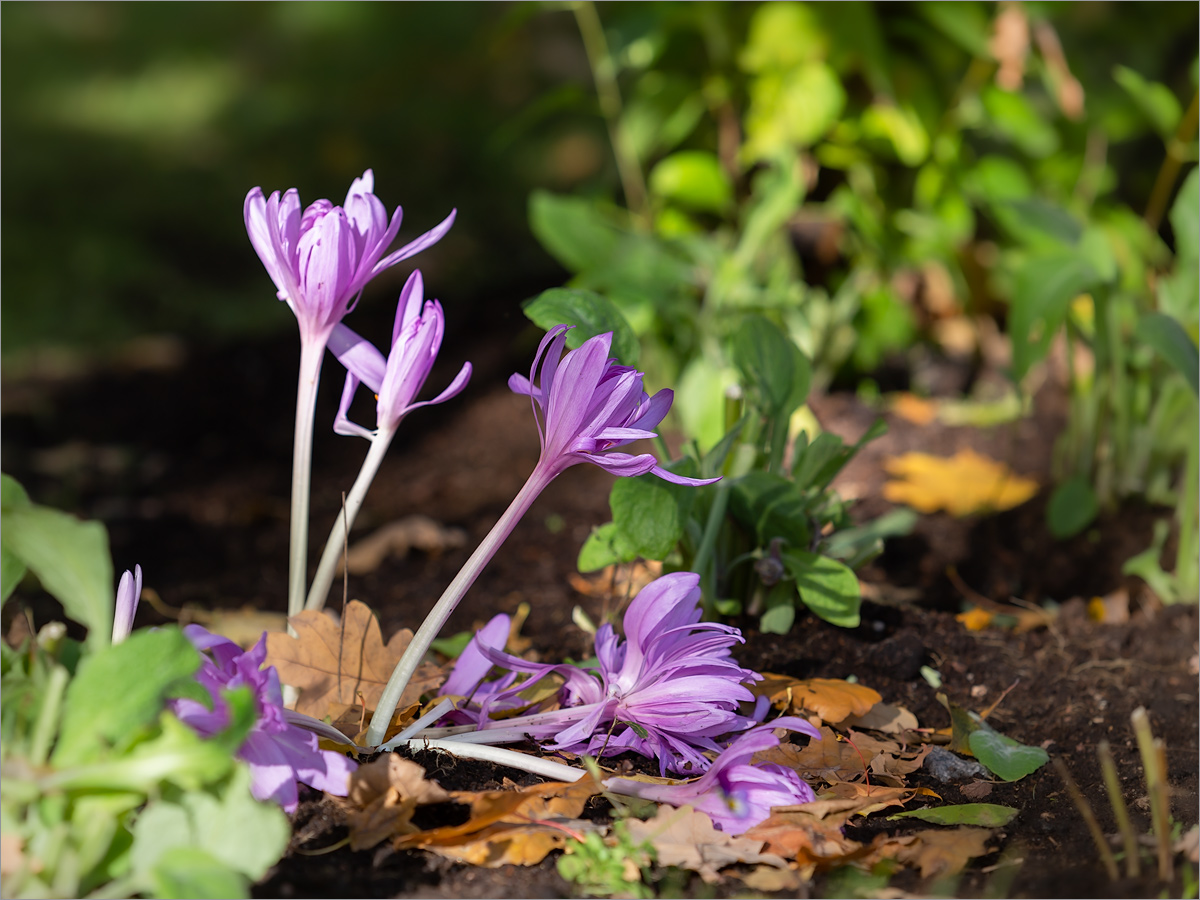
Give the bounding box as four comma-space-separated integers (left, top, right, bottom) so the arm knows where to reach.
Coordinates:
924, 746, 988, 782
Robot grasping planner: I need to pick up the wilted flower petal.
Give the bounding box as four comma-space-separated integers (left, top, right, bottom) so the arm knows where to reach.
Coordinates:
172, 625, 356, 812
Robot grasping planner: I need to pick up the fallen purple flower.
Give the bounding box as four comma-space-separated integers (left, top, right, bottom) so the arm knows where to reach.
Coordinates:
605, 716, 819, 834
244, 169, 455, 346
110, 564, 142, 645
511, 327, 718, 487
442, 572, 762, 774
328, 270, 471, 438
172, 625, 356, 813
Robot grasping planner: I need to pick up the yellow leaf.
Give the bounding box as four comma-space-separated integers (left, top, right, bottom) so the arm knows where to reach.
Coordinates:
883, 449, 1038, 516
264, 599, 442, 719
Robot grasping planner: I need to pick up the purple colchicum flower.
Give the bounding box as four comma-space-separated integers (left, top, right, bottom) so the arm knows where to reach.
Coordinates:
605, 717, 820, 834
441, 572, 762, 775
327, 270, 471, 439
172, 625, 356, 813
511, 327, 718, 487
111, 565, 142, 645
244, 169, 456, 346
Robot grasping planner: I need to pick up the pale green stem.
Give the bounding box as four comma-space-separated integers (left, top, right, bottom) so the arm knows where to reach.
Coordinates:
365, 463, 557, 746
305, 427, 397, 613
288, 339, 326, 623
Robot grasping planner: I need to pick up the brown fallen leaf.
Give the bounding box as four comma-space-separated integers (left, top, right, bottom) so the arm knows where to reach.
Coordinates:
961, 780, 994, 801
743, 809, 866, 871
878, 826, 994, 878
623, 806, 791, 883
264, 599, 443, 719
420, 821, 597, 867
842, 701, 920, 734
340, 515, 467, 575
733, 863, 806, 893
343, 754, 453, 851
752, 676, 882, 725
883, 449, 1038, 517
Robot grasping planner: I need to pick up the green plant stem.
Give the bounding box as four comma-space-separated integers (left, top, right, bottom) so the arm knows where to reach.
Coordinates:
304, 428, 396, 613
1176, 422, 1199, 599
1144, 90, 1200, 233
1097, 739, 1141, 878
30, 664, 69, 765
693, 480, 730, 609
1131, 706, 1173, 881
288, 340, 325, 626
571, 1, 648, 224
1053, 756, 1120, 881
365, 465, 555, 746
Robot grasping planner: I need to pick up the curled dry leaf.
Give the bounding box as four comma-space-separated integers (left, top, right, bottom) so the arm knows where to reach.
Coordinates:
752, 675, 882, 725
873, 826, 994, 878
622, 806, 790, 883
883, 449, 1038, 517
758, 726, 928, 787
339, 514, 467, 575
343, 754, 452, 851
743, 809, 867, 872
841, 701, 919, 734
264, 599, 443, 719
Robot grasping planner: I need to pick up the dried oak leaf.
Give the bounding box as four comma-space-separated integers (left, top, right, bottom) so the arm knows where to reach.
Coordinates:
752, 676, 881, 725
264, 599, 443, 719
623, 806, 790, 883
883, 449, 1038, 517
343, 754, 453, 851
743, 809, 866, 869
759, 725, 927, 785
841, 701, 920, 734
418, 821, 598, 867
875, 826, 994, 878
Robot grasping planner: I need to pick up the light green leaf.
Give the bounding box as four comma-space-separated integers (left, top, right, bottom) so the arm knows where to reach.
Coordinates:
861, 103, 929, 166
522, 287, 639, 366
1046, 475, 1099, 539
982, 85, 1059, 158
53, 627, 201, 766
649, 151, 732, 214
760, 582, 798, 635
890, 803, 1018, 827
147, 847, 248, 900
1137, 312, 1199, 395
782, 550, 861, 627
528, 191, 622, 273
578, 521, 639, 573
740, 2, 828, 72
968, 727, 1049, 781
1169, 167, 1198, 265
2, 503, 114, 648
744, 63, 845, 158
609, 473, 694, 561
1009, 252, 1099, 381
731, 315, 812, 417
1114, 65, 1183, 138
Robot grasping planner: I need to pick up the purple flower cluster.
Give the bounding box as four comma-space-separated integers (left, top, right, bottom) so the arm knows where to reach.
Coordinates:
445, 572, 765, 775
172, 626, 356, 813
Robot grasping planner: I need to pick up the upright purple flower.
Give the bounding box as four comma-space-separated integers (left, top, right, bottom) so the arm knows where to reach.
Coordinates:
172, 626, 356, 813
327, 270, 471, 438
511, 327, 718, 487
443, 572, 762, 774
605, 718, 820, 834
244, 169, 455, 346
111, 564, 142, 645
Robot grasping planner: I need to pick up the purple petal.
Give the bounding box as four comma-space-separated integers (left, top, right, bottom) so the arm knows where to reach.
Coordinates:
328, 324, 386, 392
370, 209, 457, 277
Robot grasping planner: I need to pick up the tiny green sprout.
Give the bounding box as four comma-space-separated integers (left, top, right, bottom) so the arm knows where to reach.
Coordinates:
557, 819, 657, 899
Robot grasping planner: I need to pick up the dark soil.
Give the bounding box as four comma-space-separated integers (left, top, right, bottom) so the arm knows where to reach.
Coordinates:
3, 319, 1197, 899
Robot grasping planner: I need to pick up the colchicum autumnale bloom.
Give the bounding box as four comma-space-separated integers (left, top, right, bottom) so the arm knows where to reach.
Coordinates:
305, 271, 471, 611
110, 564, 142, 645
435, 572, 763, 775
605, 718, 820, 834
171, 625, 356, 813
365, 329, 718, 746
243, 169, 455, 618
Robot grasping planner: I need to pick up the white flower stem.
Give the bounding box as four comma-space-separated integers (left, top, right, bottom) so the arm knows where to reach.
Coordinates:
304, 427, 396, 613
288, 339, 325, 624
400, 737, 586, 783
365, 464, 555, 746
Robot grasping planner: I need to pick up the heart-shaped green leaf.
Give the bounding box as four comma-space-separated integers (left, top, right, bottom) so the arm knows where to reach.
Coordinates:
968, 728, 1049, 782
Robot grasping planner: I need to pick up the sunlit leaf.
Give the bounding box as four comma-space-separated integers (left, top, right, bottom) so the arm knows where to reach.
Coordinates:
883, 450, 1039, 517
782, 551, 862, 627
522, 288, 639, 366
1114, 65, 1183, 138
649, 151, 732, 214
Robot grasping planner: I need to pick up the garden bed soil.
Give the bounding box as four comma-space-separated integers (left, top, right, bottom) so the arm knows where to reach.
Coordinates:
3, 319, 1197, 899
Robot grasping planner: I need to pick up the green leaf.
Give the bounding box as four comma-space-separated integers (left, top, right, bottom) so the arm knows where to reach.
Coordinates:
981, 85, 1059, 158
1136, 312, 1199, 396
824, 508, 918, 568
997, 198, 1083, 247
1169, 167, 1199, 265
782, 550, 861, 627
860, 103, 929, 166
915, 1, 990, 56
968, 727, 1049, 781
730, 315, 811, 417
528, 191, 621, 273
1009, 252, 1100, 381
740, 2, 828, 72
609, 473, 694, 561
578, 521, 639, 573
2, 503, 114, 648
744, 63, 845, 159
522, 288, 639, 366
649, 151, 732, 214
1114, 65, 1183, 139
430, 631, 474, 660
889, 803, 1019, 827
147, 847, 248, 900
53, 627, 201, 766
1046, 475, 1100, 539
759, 582, 797, 635
729, 472, 811, 550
